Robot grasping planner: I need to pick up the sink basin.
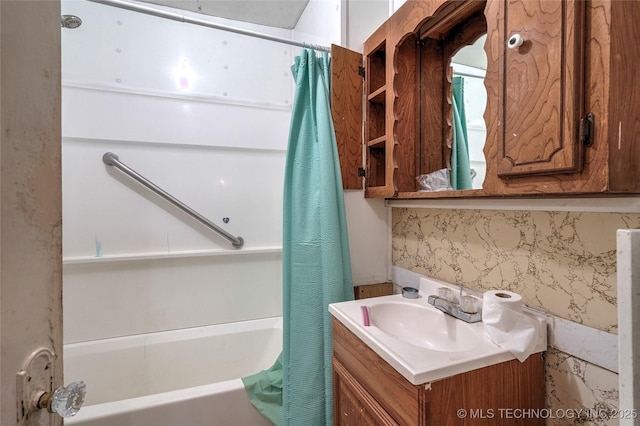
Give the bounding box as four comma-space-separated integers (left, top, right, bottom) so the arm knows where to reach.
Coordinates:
329, 277, 547, 385
368, 302, 483, 352
328, 276, 548, 385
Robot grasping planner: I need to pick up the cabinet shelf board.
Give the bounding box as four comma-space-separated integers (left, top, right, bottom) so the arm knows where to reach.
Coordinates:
367, 86, 386, 104
367, 136, 386, 148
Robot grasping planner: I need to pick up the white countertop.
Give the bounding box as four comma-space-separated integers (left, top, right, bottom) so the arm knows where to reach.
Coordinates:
329, 276, 547, 385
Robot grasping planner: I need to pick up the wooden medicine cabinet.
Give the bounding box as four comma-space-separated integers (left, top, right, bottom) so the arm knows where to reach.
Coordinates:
331, 0, 640, 198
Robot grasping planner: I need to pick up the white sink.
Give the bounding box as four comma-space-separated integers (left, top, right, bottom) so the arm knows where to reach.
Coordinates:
329, 276, 547, 385
369, 302, 483, 352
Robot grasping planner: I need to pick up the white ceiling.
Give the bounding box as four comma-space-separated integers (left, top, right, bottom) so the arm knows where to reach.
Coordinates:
142, 0, 310, 29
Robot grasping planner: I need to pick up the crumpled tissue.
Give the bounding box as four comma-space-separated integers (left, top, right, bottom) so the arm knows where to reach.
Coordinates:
482, 290, 540, 362
416, 168, 451, 191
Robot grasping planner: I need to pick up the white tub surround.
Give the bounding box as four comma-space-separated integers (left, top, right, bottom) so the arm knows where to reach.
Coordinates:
61, 0, 289, 345
64, 317, 282, 425
65, 381, 271, 426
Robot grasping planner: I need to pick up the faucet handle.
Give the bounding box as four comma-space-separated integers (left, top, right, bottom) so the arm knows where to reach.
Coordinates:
460, 295, 479, 314
437, 287, 454, 302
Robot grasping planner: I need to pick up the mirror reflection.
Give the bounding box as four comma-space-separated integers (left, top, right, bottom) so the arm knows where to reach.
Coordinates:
450, 34, 487, 190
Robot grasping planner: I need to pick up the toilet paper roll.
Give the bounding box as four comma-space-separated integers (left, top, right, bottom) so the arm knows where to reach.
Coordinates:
483, 290, 524, 312
482, 290, 538, 362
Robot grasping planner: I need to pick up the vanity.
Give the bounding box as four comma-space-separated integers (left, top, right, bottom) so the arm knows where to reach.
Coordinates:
331, 0, 640, 198
329, 278, 547, 425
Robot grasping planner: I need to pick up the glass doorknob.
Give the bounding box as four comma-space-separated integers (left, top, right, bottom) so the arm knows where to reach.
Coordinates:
37, 380, 86, 417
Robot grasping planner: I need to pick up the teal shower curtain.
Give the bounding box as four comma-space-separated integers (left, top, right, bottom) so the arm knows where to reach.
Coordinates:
243, 49, 354, 426
450, 76, 473, 190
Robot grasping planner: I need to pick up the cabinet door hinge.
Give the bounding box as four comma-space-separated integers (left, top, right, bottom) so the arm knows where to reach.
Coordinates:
358, 66, 365, 79
580, 112, 594, 147
357, 167, 366, 177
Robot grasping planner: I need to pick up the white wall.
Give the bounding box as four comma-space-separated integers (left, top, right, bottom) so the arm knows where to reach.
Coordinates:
342, 0, 391, 285
62, 0, 294, 343
294, 0, 342, 47
344, 0, 390, 51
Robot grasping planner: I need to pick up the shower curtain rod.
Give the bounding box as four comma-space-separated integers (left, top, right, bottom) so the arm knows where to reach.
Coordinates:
87, 0, 332, 53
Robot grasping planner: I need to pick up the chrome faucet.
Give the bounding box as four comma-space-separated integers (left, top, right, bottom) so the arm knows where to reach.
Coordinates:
427, 286, 482, 323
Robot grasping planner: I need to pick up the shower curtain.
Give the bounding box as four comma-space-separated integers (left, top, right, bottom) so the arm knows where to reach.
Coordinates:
243, 49, 354, 426
450, 76, 473, 190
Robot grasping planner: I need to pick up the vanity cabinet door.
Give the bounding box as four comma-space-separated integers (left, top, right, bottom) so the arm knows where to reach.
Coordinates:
333, 358, 399, 426
490, 0, 586, 177
333, 318, 428, 425
332, 317, 544, 425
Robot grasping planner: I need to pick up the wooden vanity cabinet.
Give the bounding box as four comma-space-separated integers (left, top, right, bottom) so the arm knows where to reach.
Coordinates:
332, 318, 544, 426
332, 0, 640, 198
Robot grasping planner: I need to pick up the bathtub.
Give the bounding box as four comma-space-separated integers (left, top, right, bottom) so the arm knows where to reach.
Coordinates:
64, 317, 282, 426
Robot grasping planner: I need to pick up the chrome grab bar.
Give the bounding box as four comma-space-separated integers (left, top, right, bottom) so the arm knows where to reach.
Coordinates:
102, 152, 244, 248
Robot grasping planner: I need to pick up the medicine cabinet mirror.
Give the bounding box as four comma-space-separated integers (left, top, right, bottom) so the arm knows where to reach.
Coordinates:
449, 34, 487, 190
410, 3, 487, 194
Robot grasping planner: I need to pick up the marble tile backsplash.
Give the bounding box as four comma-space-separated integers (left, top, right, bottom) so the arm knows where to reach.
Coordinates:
545, 349, 619, 426
392, 209, 640, 334
392, 208, 635, 423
